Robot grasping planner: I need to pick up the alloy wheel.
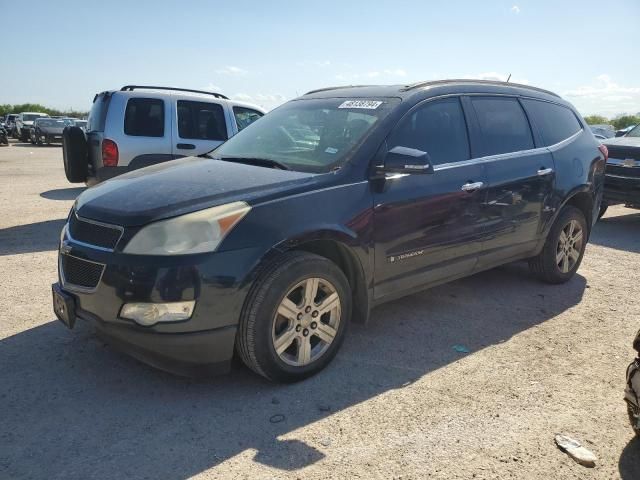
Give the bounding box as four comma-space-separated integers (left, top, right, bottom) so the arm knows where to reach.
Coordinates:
271, 277, 341, 367
556, 219, 583, 273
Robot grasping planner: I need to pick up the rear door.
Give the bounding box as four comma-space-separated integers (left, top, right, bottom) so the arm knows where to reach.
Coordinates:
172, 97, 231, 157
115, 95, 173, 169
467, 95, 555, 266
372, 96, 488, 300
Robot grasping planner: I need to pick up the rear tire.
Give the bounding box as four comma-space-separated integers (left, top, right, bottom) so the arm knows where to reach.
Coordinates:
236, 251, 351, 383
62, 126, 88, 183
528, 206, 587, 284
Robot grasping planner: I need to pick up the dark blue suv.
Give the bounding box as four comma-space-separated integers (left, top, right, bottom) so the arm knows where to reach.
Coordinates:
52, 80, 606, 382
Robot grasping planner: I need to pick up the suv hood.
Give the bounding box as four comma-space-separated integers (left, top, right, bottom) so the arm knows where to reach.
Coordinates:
604, 137, 640, 148
76, 157, 317, 226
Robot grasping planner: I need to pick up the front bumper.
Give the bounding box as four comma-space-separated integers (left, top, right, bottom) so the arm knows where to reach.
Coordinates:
603, 167, 640, 207
54, 236, 265, 376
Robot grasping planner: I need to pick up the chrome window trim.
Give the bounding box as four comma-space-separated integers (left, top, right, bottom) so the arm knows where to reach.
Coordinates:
67, 211, 124, 252
433, 128, 583, 172
389, 92, 583, 173
59, 253, 106, 294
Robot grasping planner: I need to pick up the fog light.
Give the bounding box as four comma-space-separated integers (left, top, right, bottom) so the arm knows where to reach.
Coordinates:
120, 301, 195, 326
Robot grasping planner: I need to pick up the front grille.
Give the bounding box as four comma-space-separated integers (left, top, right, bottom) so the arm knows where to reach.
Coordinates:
61, 254, 105, 289
68, 213, 122, 250
606, 164, 640, 178
607, 146, 640, 160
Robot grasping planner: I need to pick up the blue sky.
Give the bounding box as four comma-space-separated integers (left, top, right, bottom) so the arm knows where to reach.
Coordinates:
1, 0, 638, 117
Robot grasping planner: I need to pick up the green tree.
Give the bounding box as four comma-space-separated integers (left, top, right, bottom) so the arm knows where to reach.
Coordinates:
612, 115, 640, 130
583, 115, 610, 125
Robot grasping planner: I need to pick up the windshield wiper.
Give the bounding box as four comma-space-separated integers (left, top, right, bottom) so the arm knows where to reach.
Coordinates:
214, 156, 290, 171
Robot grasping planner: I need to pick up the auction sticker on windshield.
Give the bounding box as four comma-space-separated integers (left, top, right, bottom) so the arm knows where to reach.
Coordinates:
338, 100, 383, 109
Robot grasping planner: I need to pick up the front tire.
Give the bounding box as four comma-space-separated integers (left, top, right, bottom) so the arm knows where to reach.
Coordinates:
529, 206, 588, 284
236, 251, 351, 382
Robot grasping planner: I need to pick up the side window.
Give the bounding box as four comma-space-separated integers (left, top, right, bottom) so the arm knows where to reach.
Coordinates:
177, 100, 227, 141
124, 98, 164, 137
471, 97, 534, 156
233, 107, 263, 131
389, 97, 470, 165
521, 99, 582, 146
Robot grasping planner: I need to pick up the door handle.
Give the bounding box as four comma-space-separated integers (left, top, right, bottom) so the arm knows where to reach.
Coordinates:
176, 143, 196, 150
461, 181, 484, 192
537, 167, 553, 176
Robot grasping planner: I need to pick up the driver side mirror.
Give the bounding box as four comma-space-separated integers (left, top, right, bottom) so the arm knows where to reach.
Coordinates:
383, 146, 434, 174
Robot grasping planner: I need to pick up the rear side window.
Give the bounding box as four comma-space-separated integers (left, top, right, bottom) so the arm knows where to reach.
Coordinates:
471, 97, 534, 156
88, 94, 111, 132
521, 99, 582, 146
233, 107, 263, 131
124, 98, 164, 137
177, 101, 227, 141
389, 97, 470, 165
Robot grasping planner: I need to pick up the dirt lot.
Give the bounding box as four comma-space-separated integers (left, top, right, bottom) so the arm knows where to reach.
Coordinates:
0, 140, 638, 480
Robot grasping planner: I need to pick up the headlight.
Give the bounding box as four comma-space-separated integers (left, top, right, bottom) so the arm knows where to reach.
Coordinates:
123, 201, 251, 255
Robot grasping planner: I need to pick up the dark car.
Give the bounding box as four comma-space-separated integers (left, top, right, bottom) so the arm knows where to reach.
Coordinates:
30, 117, 74, 145
52, 79, 606, 382
4, 113, 17, 137
599, 124, 640, 217
589, 124, 615, 139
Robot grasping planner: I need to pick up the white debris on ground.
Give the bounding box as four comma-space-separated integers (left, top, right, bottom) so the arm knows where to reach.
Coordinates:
555, 434, 597, 467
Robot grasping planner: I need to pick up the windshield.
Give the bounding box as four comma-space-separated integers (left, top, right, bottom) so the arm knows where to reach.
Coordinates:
625, 124, 640, 137
211, 97, 399, 173
23, 114, 46, 122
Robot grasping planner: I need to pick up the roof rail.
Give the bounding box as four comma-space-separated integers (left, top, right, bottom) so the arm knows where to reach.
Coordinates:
401, 79, 560, 98
304, 85, 372, 95
120, 85, 229, 100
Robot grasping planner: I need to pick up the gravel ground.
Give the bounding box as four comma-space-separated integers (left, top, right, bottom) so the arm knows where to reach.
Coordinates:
0, 140, 638, 480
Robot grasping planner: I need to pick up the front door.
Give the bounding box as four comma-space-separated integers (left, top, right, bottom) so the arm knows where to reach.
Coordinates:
372, 96, 488, 301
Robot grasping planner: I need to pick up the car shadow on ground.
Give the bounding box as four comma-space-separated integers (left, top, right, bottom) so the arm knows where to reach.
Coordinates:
619, 436, 640, 479
40, 187, 86, 201
10, 142, 61, 148
0, 219, 66, 255
590, 211, 640, 254
0, 263, 587, 479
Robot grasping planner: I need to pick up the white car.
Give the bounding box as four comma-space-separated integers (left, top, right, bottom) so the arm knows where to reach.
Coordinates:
62, 86, 265, 184
15, 111, 49, 141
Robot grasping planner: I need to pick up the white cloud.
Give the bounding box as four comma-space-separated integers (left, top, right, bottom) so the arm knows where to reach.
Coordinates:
296, 60, 331, 68
232, 93, 287, 111
465, 72, 529, 84
334, 68, 408, 81
511, 5, 520, 14
216, 66, 248, 75
204, 83, 222, 92
563, 75, 640, 116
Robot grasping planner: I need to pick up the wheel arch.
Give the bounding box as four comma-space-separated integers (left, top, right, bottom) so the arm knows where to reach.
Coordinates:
244, 228, 372, 325
290, 237, 370, 324
560, 188, 595, 234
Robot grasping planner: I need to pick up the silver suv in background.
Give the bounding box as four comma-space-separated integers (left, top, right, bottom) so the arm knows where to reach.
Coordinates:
15, 111, 49, 141
62, 86, 265, 184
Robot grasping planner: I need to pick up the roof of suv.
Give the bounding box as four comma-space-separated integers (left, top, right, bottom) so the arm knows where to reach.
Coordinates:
303, 79, 563, 104
96, 85, 266, 113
